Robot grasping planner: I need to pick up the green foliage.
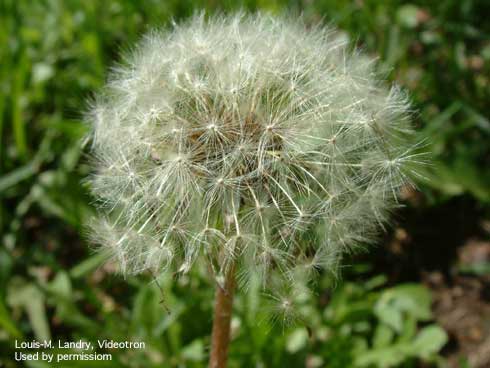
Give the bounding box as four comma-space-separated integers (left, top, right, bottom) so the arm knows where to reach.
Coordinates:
301, 277, 448, 368
2, 259, 447, 367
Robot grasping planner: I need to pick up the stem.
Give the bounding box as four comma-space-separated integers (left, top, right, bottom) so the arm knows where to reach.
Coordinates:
209, 262, 236, 368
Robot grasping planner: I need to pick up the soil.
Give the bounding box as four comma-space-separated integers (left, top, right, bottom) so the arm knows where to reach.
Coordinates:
370, 195, 490, 368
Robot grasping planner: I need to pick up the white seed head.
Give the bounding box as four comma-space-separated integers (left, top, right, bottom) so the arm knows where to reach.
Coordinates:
86, 13, 421, 295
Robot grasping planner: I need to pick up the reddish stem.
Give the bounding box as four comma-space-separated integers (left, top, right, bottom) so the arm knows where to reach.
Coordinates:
209, 263, 236, 368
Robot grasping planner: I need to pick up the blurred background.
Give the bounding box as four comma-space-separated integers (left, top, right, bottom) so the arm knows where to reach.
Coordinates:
1, 0, 489, 367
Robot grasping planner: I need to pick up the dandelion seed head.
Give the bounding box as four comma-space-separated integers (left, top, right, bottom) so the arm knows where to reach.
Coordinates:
86, 13, 421, 312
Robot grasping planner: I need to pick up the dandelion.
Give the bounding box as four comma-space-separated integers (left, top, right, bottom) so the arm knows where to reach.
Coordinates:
86, 13, 421, 367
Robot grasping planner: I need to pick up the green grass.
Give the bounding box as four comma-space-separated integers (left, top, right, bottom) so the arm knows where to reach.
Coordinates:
1, 0, 488, 367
